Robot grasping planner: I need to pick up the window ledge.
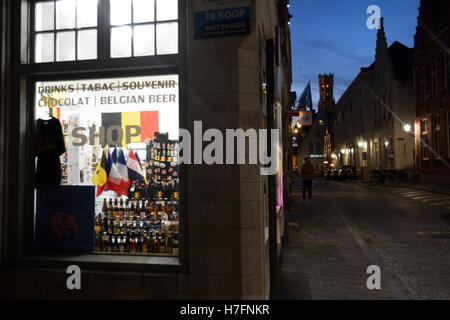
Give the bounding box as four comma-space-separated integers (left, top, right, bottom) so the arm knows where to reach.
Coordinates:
5, 253, 184, 273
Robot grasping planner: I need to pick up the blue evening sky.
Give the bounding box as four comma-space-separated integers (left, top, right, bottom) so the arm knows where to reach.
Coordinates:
289, 0, 420, 109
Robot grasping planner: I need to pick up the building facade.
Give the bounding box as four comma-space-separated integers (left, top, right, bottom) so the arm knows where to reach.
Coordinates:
0, 0, 292, 299
413, 0, 450, 186
297, 74, 335, 175
332, 19, 416, 175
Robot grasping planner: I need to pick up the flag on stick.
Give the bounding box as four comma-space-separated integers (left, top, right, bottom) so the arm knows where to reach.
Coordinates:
92, 150, 108, 197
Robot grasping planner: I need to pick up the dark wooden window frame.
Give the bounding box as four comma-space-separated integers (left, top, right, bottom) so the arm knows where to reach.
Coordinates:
2, 0, 188, 272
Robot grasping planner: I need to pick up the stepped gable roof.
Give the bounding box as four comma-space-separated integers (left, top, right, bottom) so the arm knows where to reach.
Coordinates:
388, 41, 413, 82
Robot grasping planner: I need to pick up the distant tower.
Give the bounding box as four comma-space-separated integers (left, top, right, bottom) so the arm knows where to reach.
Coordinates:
318, 73, 335, 111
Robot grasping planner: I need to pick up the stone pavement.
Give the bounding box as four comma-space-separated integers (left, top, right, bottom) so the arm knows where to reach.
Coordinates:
277, 179, 398, 300
278, 177, 450, 300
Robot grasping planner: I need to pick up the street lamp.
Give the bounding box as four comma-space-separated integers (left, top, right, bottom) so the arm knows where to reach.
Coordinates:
403, 123, 417, 178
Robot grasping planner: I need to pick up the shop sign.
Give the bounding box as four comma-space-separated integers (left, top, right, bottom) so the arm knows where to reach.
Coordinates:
299, 111, 313, 126
194, 0, 251, 39
35, 186, 95, 253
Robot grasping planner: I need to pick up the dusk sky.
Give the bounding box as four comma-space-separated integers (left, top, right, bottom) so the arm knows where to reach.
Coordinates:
290, 0, 420, 109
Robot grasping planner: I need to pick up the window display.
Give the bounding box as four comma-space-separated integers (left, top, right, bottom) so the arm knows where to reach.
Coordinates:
34, 74, 180, 256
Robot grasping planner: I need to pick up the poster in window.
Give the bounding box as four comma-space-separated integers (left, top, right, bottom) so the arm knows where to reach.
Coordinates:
35, 185, 95, 253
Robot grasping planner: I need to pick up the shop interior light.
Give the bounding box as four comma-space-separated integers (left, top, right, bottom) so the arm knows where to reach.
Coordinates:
341, 149, 346, 154
331, 154, 337, 159
296, 122, 302, 128
358, 141, 363, 147
384, 141, 389, 147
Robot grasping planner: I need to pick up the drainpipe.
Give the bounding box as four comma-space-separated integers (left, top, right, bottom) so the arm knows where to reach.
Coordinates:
266, 39, 277, 300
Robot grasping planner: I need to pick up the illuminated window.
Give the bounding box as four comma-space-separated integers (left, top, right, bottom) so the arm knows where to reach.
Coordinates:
33, 0, 179, 63
34, 0, 98, 62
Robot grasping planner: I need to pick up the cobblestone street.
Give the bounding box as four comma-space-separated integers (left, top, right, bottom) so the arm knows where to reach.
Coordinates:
278, 178, 450, 300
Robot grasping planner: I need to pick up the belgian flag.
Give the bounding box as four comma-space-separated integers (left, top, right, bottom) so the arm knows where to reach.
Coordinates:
102, 111, 159, 147
92, 150, 108, 197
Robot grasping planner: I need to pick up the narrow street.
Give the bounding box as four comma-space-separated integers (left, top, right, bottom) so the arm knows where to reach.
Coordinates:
278, 177, 450, 300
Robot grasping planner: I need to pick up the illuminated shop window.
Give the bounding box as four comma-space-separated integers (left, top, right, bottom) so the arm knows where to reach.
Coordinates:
34, 75, 181, 256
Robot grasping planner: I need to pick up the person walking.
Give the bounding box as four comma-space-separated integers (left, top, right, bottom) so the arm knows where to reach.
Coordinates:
300, 157, 314, 202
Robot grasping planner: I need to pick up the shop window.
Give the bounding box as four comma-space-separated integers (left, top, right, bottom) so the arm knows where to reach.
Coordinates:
34, 0, 99, 62
34, 74, 180, 256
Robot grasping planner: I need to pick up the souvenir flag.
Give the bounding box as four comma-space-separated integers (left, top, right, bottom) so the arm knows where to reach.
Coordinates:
116, 148, 130, 189
127, 148, 145, 182
111, 146, 118, 164
92, 150, 108, 197
106, 149, 128, 196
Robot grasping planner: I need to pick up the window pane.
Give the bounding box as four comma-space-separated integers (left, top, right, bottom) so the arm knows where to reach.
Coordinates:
56, 31, 76, 61
56, 0, 76, 30
35, 1, 55, 32
35, 33, 54, 62
156, 22, 178, 55
133, 0, 155, 23
156, 0, 177, 21
111, 26, 132, 58
134, 25, 155, 56
77, 0, 98, 28
78, 30, 97, 60
110, 0, 132, 26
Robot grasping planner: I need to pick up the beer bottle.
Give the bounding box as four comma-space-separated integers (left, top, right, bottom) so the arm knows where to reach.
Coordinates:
130, 202, 135, 219
166, 231, 173, 254
159, 232, 166, 254
146, 232, 153, 254
124, 235, 130, 253
106, 235, 112, 252
108, 199, 113, 217
130, 237, 136, 253
173, 236, 179, 256
119, 198, 124, 218
119, 236, 125, 253
153, 231, 160, 253
125, 199, 129, 219
102, 198, 108, 219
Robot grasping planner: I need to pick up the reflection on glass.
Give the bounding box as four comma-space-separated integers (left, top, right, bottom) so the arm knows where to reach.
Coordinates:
111, 26, 132, 58
35, 33, 55, 63
133, 0, 155, 23
78, 30, 97, 60
56, 0, 76, 30
157, 23, 178, 55
57, 31, 76, 61
35, 1, 55, 32
77, 0, 98, 28
156, 0, 177, 21
134, 25, 155, 56
110, 0, 132, 26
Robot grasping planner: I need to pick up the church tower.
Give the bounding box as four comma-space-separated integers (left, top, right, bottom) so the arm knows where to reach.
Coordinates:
318, 73, 335, 112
